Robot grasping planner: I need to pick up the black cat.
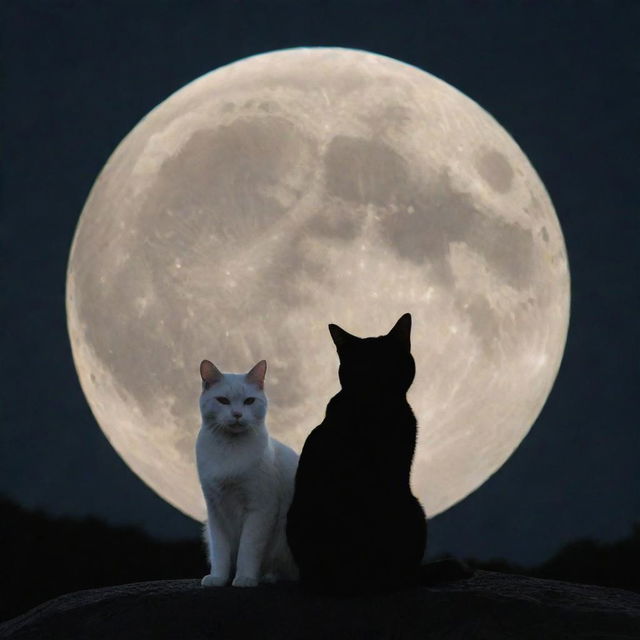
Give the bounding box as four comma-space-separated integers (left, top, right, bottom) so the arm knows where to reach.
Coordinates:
287, 313, 432, 594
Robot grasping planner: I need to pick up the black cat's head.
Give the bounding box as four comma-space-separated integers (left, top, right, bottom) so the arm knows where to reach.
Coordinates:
328, 313, 415, 393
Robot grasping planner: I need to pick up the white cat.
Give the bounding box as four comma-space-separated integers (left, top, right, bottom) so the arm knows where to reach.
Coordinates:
196, 359, 299, 588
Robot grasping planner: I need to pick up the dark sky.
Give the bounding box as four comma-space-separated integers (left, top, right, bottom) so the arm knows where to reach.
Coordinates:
2, 1, 638, 566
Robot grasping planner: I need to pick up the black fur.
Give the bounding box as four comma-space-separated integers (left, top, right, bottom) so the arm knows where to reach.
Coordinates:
286, 313, 428, 594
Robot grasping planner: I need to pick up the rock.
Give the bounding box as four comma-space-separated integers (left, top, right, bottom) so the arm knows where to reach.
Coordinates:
1, 571, 638, 639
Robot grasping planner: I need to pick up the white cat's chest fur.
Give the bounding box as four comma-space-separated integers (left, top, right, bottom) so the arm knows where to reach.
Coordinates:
196, 426, 298, 587
196, 430, 279, 515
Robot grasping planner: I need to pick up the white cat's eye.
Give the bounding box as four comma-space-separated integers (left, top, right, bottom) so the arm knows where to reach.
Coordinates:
244, 397, 255, 405
216, 397, 230, 405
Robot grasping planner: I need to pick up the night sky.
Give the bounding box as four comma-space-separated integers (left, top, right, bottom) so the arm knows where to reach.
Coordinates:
2, 1, 638, 567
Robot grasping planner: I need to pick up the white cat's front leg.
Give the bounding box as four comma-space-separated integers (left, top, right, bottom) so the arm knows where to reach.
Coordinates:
202, 507, 232, 588
233, 509, 274, 587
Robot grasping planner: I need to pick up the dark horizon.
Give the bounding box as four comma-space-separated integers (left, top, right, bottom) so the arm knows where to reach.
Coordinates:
3, 494, 639, 622
1, 0, 638, 584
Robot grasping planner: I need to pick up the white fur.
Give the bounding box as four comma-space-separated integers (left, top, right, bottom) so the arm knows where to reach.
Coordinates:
196, 363, 299, 588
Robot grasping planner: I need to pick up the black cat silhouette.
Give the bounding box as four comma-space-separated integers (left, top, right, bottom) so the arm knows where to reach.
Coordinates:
286, 313, 430, 594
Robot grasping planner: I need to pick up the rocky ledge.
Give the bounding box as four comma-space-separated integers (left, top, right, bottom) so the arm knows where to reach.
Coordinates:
1, 571, 639, 639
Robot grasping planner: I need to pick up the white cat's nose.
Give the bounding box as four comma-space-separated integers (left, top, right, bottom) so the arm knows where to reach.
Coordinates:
232, 411, 243, 419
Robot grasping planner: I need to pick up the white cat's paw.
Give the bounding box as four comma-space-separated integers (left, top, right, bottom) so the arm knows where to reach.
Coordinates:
232, 575, 259, 588
262, 573, 278, 584
201, 574, 228, 588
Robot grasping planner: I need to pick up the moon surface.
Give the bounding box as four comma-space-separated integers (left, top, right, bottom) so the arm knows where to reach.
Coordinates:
66, 48, 570, 522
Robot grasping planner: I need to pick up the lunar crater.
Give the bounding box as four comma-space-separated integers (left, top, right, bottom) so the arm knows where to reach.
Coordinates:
476, 149, 515, 193
379, 171, 538, 293
304, 203, 364, 243
140, 115, 317, 244
324, 135, 410, 206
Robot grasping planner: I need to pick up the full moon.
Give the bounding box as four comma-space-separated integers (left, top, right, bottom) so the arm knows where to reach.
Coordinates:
67, 48, 569, 522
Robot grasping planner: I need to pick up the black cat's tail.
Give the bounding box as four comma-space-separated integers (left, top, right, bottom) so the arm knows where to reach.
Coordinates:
419, 557, 475, 586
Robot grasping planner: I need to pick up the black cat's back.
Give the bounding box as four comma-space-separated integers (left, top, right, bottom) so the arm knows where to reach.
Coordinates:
286, 313, 427, 594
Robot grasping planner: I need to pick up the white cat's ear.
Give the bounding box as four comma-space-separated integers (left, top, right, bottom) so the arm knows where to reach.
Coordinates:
246, 360, 267, 389
200, 360, 223, 388
387, 313, 412, 351
328, 323, 356, 350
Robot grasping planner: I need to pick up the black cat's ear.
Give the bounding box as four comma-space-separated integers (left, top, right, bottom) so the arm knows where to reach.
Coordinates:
200, 360, 223, 388
328, 323, 356, 350
387, 313, 412, 351
246, 360, 267, 390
